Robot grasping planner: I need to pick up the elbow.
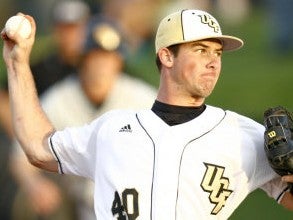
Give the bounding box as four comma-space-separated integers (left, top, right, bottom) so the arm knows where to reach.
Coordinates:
16, 129, 57, 172
26, 153, 44, 169
26, 150, 58, 173
17, 140, 44, 168
27, 154, 58, 172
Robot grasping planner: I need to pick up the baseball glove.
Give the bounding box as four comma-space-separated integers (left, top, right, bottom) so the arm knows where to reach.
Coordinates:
264, 106, 293, 193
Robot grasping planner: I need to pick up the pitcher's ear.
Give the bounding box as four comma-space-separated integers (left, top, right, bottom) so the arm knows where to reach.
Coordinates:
157, 48, 174, 68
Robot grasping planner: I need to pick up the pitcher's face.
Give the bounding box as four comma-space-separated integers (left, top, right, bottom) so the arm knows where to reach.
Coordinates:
172, 39, 222, 99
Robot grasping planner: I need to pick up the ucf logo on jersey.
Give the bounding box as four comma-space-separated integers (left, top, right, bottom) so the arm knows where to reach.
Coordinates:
201, 163, 233, 215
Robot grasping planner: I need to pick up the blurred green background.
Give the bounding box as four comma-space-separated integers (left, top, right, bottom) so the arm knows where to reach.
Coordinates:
1, 1, 293, 220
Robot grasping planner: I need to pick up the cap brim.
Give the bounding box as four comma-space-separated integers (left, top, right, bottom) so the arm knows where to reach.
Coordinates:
216, 35, 244, 51
157, 35, 243, 53
177, 35, 244, 51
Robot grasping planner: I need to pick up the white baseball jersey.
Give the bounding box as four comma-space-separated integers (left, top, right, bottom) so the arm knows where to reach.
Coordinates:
49, 105, 287, 219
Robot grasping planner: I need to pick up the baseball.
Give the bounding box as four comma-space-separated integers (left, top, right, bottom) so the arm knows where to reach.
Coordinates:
5, 15, 32, 39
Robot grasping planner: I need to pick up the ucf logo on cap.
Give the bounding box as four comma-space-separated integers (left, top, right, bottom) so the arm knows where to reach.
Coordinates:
198, 14, 220, 33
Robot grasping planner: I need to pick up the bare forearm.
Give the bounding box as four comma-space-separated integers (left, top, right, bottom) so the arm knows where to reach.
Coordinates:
7, 62, 57, 171
280, 192, 293, 210
2, 14, 58, 172
280, 176, 293, 210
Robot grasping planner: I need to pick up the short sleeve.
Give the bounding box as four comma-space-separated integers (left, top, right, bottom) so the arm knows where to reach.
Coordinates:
49, 117, 102, 180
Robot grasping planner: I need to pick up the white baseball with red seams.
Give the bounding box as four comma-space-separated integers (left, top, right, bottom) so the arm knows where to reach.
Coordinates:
5, 15, 32, 39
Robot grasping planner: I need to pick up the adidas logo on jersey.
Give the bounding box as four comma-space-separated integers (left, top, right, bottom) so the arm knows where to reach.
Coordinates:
119, 124, 132, 132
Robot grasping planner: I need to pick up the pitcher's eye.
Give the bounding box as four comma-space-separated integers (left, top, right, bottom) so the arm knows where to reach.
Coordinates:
215, 51, 223, 57
195, 48, 207, 55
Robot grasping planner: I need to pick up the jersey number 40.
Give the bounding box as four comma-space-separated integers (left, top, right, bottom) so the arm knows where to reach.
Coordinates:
112, 188, 139, 220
